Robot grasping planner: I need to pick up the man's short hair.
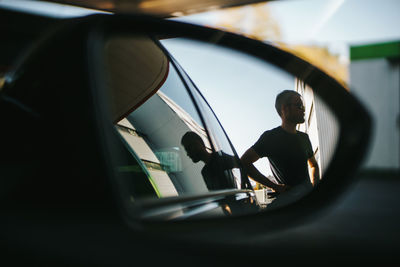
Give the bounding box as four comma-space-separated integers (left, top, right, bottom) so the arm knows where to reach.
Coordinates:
181, 131, 205, 146
275, 90, 301, 116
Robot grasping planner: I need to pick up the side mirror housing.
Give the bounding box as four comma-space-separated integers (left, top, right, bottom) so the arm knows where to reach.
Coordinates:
1, 13, 371, 240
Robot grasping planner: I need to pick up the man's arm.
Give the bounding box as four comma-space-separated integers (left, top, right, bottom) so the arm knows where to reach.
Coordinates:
240, 148, 287, 192
308, 156, 320, 186
220, 152, 239, 169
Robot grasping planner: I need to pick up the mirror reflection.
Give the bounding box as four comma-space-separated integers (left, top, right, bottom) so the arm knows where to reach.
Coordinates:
103, 34, 339, 220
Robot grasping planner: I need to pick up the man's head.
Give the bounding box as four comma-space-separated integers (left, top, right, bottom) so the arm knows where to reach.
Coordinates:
275, 90, 305, 124
181, 131, 207, 163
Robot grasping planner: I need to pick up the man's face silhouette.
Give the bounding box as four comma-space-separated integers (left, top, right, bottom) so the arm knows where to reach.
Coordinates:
182, 139, 205, 163
284, 95, 305, 124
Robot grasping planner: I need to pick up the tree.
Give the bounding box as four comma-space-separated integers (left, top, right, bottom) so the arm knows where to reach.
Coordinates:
216, 3, 281, 42
211, 3, 348, 87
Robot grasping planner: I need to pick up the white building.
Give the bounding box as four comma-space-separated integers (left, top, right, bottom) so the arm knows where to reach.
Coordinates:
349, 41, 400, 170
295, 80, 340, 178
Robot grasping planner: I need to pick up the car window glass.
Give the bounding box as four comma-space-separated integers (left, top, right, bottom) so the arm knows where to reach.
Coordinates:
172, 60, 245, 189
114, 62, 211, 199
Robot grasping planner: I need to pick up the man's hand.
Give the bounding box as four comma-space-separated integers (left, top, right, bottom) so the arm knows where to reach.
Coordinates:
241, 148, 284, 190
308, 156, 320, 186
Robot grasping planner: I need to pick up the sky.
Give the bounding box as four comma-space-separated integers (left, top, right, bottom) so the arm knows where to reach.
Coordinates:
0, 0, 109, 17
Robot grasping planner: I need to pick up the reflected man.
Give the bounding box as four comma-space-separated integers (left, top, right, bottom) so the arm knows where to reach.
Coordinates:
241, 90, 320, 195
181, 131, 237, 191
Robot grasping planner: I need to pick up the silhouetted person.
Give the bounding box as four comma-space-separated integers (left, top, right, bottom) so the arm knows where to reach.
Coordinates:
181, 131, 237, 191
241, 90, 320, 197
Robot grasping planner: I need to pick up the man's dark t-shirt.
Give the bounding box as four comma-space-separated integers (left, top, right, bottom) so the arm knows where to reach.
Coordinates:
201, 152, 237, 191
252, 126, 313, 186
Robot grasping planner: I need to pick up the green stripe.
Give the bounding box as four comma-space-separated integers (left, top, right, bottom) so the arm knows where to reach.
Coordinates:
117, 164, 162, 198
350, 41, 400, 61
147, 175, 162, 198
115, 134, 162, 198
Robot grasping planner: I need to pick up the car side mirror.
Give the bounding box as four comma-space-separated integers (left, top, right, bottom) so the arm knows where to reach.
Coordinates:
2, 14, 371, 239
